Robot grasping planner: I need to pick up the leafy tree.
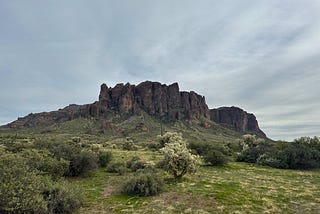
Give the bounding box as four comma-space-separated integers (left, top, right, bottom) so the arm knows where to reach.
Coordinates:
160, 132, 199, 179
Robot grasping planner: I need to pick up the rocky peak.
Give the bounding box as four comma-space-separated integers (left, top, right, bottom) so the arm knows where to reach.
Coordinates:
210, 106, 266, 138
3, 81, 267, 138
94, 81, 209, 121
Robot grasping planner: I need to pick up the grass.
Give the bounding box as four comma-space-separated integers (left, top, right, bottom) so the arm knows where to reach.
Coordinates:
1, 116, 319, 213
72, 149, 320, 214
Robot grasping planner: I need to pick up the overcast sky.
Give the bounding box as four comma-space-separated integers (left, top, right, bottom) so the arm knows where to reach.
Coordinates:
1, 0, 319, 141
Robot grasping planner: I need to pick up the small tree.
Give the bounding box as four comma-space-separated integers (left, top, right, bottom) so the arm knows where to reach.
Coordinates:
160, 132, 199, 179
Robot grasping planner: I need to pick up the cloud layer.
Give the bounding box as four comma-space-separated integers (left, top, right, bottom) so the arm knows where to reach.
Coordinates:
1, 0, 319, 140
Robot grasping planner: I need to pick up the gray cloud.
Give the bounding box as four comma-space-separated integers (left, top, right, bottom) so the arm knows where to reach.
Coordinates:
0, 0, 319, 141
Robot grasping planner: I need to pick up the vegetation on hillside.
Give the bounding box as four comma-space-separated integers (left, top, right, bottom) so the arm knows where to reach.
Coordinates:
0, 119, 319, 213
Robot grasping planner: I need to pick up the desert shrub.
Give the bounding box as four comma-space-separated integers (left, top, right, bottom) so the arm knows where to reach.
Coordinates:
34, 141, 99, 176
106, 162, 128, 175
98, 151, 113, 167
237, 135, 271, 163
147, 142, 162, 151
243, 136, 320, 170
256, 153, 287, 168
160, 132, 199, 179
188, 142, 230, 166
203, 150, 228, 166
20, 149, 69, 179
71, 137, 81, 143
0, 151, 48, 213
126, 156, 154, 172
122, 138, 138, 151
43, 179, 83, 214
0, 148, 84, 214
271, 141, 320, 169
68, 150, 98, 177
122, 169, 163, 196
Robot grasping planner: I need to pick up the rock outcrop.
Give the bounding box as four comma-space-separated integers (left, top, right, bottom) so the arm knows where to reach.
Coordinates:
4, 81, 266, 138
91, 81, 210, 121
210, 106, 266, 138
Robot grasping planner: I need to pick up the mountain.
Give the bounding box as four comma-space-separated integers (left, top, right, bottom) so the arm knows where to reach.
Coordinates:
2, 81, 266, 138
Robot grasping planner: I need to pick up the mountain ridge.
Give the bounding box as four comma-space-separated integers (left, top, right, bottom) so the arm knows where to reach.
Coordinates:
3, 81, 266, 138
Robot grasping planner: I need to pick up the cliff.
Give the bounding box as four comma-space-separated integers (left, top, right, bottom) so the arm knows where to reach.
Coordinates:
89, 81, 209, 121
210, 106, 266, 138
4, 81, 266, 138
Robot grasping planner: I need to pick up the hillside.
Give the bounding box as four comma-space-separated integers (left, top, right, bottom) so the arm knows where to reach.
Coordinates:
1, 81, 266, 140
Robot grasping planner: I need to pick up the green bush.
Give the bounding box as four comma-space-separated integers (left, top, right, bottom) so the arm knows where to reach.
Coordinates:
188, 142, 230, 166
43, 180, 83, 214
147, 142, 162, 151
20, 149, 69, 179
0, 151, 48, 213
106, 162, 128, 175
0, 148, 84, 214
68, 150, 98, 177
122, 138, 138, 151
237, 135, 271, 163
126, 156, 149, 172
122, 170, 163, 196
203, 150, 228, 166
240, 136, 320, 170
34, 141, 99, 177
98, 151, 113, 167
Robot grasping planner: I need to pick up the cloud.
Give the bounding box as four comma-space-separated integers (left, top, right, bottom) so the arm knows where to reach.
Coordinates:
0, 0, 319, 141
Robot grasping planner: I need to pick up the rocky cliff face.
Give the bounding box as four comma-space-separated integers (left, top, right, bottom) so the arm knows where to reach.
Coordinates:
4, 81, 266, 138
90, 81, 210, 121
210, 106, 266, 138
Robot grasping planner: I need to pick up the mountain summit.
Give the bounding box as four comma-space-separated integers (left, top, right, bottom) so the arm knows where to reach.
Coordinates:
4, 81, 266, 138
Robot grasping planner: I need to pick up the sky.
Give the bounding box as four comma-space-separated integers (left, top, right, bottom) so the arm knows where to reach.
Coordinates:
0, 0, 319, 141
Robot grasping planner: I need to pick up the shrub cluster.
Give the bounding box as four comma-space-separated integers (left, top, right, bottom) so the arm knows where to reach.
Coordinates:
106, 162, 128, 175
238, 135, 320, 170
34, 141, 98, 176
122, 169, 163, 196
189, 142, 230, 166
98, 151, 113, 167
0, 149, 83, 213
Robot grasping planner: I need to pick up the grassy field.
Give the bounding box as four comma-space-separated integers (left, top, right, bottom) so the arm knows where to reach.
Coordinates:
1, 117, 318, 213
72, 149, 320, 214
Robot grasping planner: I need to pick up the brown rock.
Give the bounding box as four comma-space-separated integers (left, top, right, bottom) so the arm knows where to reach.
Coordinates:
210, 106, 266, 138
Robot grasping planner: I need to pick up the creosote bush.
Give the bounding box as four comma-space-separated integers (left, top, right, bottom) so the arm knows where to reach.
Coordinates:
203, 150, 228, 166
106, 162, 128, 175
126, 156, 155, 172
98, 151, 113, 167
122, 169, 163, 196
0, 149, 83, 214
34, 141, 99, 177
188, 142, 230, 166
43, 179, 84, 214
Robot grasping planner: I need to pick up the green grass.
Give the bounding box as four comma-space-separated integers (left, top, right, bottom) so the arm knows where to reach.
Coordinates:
72, 148, 320, 214
1, 117, 318, 213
